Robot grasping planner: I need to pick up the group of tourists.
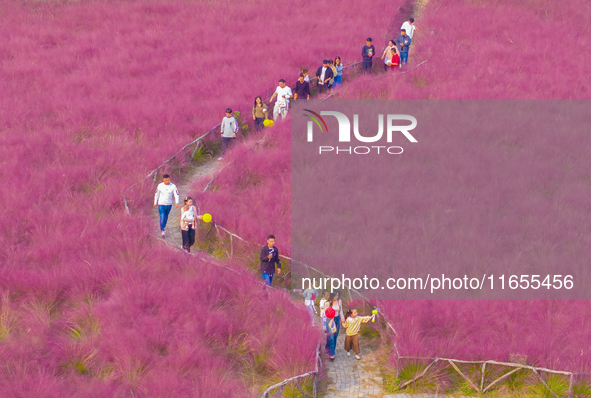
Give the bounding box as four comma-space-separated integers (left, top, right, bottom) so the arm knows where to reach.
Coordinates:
247, 19, 418, 135
154, 175, 202, 253
362, 18, 417, 73
153, 26, 418, 354
153, 164, 376, 362
258, 235, 376, 361
298, 288, 376, 361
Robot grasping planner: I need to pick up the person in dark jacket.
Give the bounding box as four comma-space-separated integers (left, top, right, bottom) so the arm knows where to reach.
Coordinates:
315, 60, 334, 94
396, 29, 412, 65
294, 74, 311, 100
260, 235, 282, 286
361, 37, 376, 73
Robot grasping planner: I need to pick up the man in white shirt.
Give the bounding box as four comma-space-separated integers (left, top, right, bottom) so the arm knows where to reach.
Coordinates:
401, 18, 417, 39
153, 174, 179, 237
269, 79, 293, 121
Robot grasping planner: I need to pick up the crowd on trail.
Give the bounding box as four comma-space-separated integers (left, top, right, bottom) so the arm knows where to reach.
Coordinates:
152, 170, 380, 362
220, 21, 418, 159
152, 25, 416, 358
295, 287, 376, 361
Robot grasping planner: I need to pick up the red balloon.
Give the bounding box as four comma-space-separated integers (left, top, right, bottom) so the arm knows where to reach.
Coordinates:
325, 307, 336, 319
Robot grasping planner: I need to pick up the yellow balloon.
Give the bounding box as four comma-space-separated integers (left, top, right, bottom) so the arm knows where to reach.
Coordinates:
202, 213, 212, 223
263, 119, 274, 127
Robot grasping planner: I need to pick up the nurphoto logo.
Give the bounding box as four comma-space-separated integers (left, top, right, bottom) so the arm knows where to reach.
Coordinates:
302, 110, 418, 155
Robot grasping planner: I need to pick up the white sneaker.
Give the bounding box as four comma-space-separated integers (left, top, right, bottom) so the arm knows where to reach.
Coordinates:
161, 230, 166, 237
217, 157, 223, 160
347, 352, 351, 357
355, 355, 361, 360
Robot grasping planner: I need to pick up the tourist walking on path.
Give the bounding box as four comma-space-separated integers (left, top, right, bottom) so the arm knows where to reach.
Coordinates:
154, 174, 179, 237
260, 235, 282, 286
315, 60, 333, 94
401, 18, 417, 39
294, 74, 311, 100
333, 57, 343, 88
269, 79, 293, 121
361, 37, 376, 73
396, 29, 412, 65
252, 96, 268, 132
180, 196, 201, 253
219, 108, 239, 160
381, 40, 398, 71
325, 307, 338, 360
342, 309, 375, 360
302, 68, 310, 83
327, 59, 337, 89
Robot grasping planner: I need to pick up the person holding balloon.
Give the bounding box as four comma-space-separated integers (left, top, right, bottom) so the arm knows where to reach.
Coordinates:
328, 291, 345, 342
252, 96, 268, 132
180, 196, 202, 253
342, 308, 375, 360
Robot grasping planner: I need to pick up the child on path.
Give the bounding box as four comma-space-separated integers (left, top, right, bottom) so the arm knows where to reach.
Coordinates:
180, 196, 202, 253
342, 309, 375, 360
361, 37, 376, 73
153, 174, 179, 237
219, 108, 239, 160
319, 290, 331, 329
301, 287, 318, 324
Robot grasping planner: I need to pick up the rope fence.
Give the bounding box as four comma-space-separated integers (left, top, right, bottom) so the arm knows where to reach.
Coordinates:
206, 210, 591, 397
259, 345, 322, 398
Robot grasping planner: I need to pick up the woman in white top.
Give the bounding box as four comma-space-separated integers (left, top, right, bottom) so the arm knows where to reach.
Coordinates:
329, 291, 345, 341
180, 196, 202, 253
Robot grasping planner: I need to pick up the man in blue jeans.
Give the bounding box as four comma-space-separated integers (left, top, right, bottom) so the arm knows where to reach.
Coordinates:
260, 235, 282, 285
153, 174, 179, 237
396, 29, 412, 65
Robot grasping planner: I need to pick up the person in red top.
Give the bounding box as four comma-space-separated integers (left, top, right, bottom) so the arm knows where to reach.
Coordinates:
389, 47, 400, 70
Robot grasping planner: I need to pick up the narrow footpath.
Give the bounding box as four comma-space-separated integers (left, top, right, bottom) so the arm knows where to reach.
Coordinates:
324, 332, 384, 398
153, 159, 220, 249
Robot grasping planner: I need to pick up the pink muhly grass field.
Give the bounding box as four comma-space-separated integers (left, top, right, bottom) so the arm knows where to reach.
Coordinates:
382, 301, 591, 372
187, 0, 591, 377
336, 0, 591, 99
191, 123, 293, 252
0, 0, 409, 395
